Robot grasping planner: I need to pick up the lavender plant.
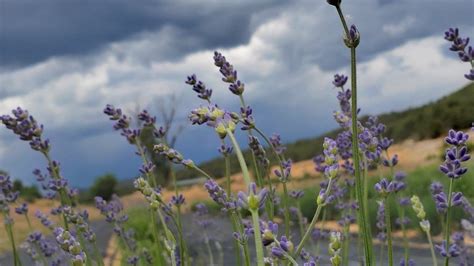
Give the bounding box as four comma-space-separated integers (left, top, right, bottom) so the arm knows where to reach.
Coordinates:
1, 1, 473, 265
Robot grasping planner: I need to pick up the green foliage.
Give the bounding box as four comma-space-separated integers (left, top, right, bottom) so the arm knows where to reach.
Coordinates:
295, 162, 474, 235
177, 82, 474, 180
89, 173, 118, 201
12, 179, 41, 202
20, 185, 42, 203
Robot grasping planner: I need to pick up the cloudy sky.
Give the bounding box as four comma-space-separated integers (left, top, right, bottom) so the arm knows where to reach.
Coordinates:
0, 0, 473, 187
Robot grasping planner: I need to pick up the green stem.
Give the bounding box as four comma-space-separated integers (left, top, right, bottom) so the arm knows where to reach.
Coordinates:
156, 209, 178, 264
282, 182, 291, 237
250, 209, 265, 266
296, 202, 305, 239
444, 178, 454, 266
204, 235, 214, 266
384, 198, 393, 266
399, 206, 409, 265
4, 214, 21, 266
43, 152, 71, 230
192, 165, 215, 180
272, 238, 297, 266
234, 211, 251, 266
363, 155, 370, 226
135, 140, 157, 188
265, 171, 275, 221
226, 129, 251, 186
315, 209, 327, 256
426, 230, 438, 266
227, 128, 264, 265
254, 126, 291, 237
334, 4, 373, 264
77, 233, 92, 266
230, 214, 243, 266
295, 178, 334, 257
239, 95, 264, 188
222, 142, 245, 266
171, 168, 187, 265
135, 139, 170, 265
93, 240, 104, 266
284, 254, 298, 266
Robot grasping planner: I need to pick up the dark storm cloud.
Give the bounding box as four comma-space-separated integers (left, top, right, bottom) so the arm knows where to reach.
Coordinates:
272, 0, 474, 71
0, 0, 286, 68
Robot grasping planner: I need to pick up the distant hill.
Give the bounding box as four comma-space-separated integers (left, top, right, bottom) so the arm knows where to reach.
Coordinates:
175, 82, 474, 180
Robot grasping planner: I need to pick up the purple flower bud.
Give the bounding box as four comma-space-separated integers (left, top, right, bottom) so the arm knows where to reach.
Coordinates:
171, 194, 185, 206
465, 68, 474, 80
344, 25, 360, 48
434, 192, 448, 214
326, 0, 341, 6
430, 182, 444, 194
137, 110, 156, 126
399, 258, 416, 266
185, 74, 197, 85
289, 190, 305, 199
451, 192, 463, 207
445, 129, 469, 146
332, 74, 348, 87
435, 241, 460, 257
15, 203, 28, 215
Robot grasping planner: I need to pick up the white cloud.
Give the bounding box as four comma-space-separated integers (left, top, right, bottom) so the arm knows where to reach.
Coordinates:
383, 16, 416, 36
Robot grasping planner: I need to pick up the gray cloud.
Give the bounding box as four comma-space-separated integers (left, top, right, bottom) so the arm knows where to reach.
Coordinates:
0, 0, 287, 68
0, 0, 473, 187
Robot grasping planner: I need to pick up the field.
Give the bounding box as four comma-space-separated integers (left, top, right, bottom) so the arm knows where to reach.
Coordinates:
1, 1, 474, 266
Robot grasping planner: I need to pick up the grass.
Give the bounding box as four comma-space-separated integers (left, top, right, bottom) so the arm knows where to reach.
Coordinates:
119, 160, 474, 257
295, 161, 474, 235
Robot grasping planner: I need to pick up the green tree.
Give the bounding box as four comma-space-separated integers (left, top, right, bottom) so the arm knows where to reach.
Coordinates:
90, 173, 117, 201
12, 179, 41, 202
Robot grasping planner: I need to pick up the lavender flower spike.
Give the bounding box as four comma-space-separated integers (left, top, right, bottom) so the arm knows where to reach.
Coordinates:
237, 182, 268, 211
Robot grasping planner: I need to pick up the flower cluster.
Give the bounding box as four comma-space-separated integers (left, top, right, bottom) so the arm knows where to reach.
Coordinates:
54, 227, 87, 266
62, 207, 96, 242
154, 143, 194, 168
274, 159, 292, 182
271, 236, 294, 260
270, 133, 287, 155
444, 28, 474, 80
375, 200, 386, 242
188, 104, 238, 139
410, 196, 431, 233
237, 183, 268, 211
328, 232, 342, 266
0, 175, 19, 214
103, 104, 142, 144
343, 25, 360, 48
0, 107, 49, 152
248, 136, 270, 168
185, 74, 213, 101
35, 210, 55, 230
440, 130, 470, 179
133, 177, 165, 211
204, 179, 236, 211
213, 51, 245, 95
239, 106, 255, 131
374, 178, 405, 196
25, 231, 57, 259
